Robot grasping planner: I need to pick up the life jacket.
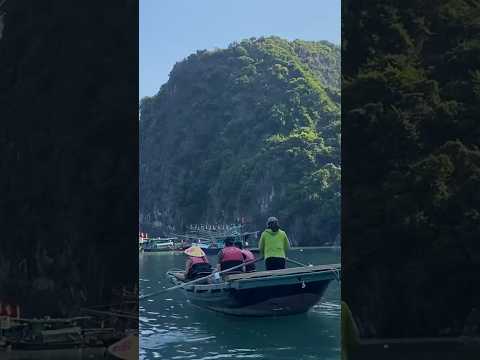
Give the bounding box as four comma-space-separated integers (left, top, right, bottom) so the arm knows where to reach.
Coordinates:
219, 246, 244, 263
219, 246, 244, 272
241, 249, 255, 261
241, 249, 256, 272
186, 256, 211, 279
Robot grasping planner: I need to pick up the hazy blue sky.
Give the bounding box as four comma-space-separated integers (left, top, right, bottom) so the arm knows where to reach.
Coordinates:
140, 0, 341, 99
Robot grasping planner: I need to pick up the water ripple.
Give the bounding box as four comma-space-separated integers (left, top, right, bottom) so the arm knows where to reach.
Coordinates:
312, 301, 341, 317
140, 249, 340, 360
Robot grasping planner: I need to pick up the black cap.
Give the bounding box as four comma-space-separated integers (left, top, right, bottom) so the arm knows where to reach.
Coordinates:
267, 216, 279, 225
234, 241, 243, 249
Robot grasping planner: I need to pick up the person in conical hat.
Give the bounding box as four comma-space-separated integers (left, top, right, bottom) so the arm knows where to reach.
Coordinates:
184, 246, 211, 280
184, 245, 206, 257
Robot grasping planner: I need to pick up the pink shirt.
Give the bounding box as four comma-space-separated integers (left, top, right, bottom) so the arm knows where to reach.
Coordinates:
241, 249, 255, 261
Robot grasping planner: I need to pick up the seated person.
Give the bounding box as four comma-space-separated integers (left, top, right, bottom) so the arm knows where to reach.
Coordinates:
234, 241, 256, 272
217, 237, 244, 273
184, 246, 212, 280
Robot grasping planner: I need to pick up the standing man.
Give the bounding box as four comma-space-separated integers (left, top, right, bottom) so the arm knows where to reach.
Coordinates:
259, 217, 290, 270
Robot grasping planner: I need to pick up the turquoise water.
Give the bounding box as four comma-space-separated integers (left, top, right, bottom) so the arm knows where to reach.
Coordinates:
140, 248, 340, 360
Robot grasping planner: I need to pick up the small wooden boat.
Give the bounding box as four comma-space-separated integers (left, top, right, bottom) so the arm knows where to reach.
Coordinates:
0, 316, 103, 351
167, 264, 340, 316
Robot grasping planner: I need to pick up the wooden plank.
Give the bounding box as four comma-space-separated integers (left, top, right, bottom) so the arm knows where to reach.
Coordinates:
10, 316, 91, 323
81, 308, 138, 320
224, 264, 340, 281
231, 270, 339, 289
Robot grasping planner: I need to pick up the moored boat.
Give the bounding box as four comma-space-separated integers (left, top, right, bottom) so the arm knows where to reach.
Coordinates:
0, 316, 114, 351
167, 264, 340, 316
143, 237, 176, 252
175, 231, 259, 255
193, 240, 224, 255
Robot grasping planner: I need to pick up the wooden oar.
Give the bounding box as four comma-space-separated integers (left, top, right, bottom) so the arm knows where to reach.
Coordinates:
286, 257, 341, 281
140, 257, 264, 300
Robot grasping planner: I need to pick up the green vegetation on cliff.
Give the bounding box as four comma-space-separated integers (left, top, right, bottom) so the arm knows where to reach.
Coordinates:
343, 0, 480, 337
140, 37, 340, 245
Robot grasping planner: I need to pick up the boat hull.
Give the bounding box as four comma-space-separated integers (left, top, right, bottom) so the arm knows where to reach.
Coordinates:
168, 265, 339, 317
142, 248, 173, 252
186, 280, 330, 316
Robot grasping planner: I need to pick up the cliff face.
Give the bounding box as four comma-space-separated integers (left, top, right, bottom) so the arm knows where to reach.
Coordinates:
140, 37, 340, 245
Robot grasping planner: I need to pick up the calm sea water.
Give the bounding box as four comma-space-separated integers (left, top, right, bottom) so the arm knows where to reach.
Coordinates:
139, 248, 340, 360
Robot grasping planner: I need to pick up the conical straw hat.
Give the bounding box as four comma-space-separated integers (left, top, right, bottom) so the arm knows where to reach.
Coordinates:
184, 246, 206, 257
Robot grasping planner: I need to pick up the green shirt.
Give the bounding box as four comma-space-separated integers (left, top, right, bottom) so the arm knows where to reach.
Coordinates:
259, 228, 290, 259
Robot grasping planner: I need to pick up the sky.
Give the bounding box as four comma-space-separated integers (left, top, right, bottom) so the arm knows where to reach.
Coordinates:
140, 0, 341, 99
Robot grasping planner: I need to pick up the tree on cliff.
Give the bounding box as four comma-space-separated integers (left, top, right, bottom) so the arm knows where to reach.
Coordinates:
343, 0, 480, 337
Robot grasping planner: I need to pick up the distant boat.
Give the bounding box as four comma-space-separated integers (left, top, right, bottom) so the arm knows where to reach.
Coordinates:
167, 264, 340, 316
142, 238, 176, 252
139, 233, 149, 253
173, 225, 259, 255
192, 240, 224, 255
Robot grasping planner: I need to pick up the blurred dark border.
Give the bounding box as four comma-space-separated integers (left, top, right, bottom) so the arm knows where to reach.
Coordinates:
0, 0, 138, 357
342, 0, 480, 358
